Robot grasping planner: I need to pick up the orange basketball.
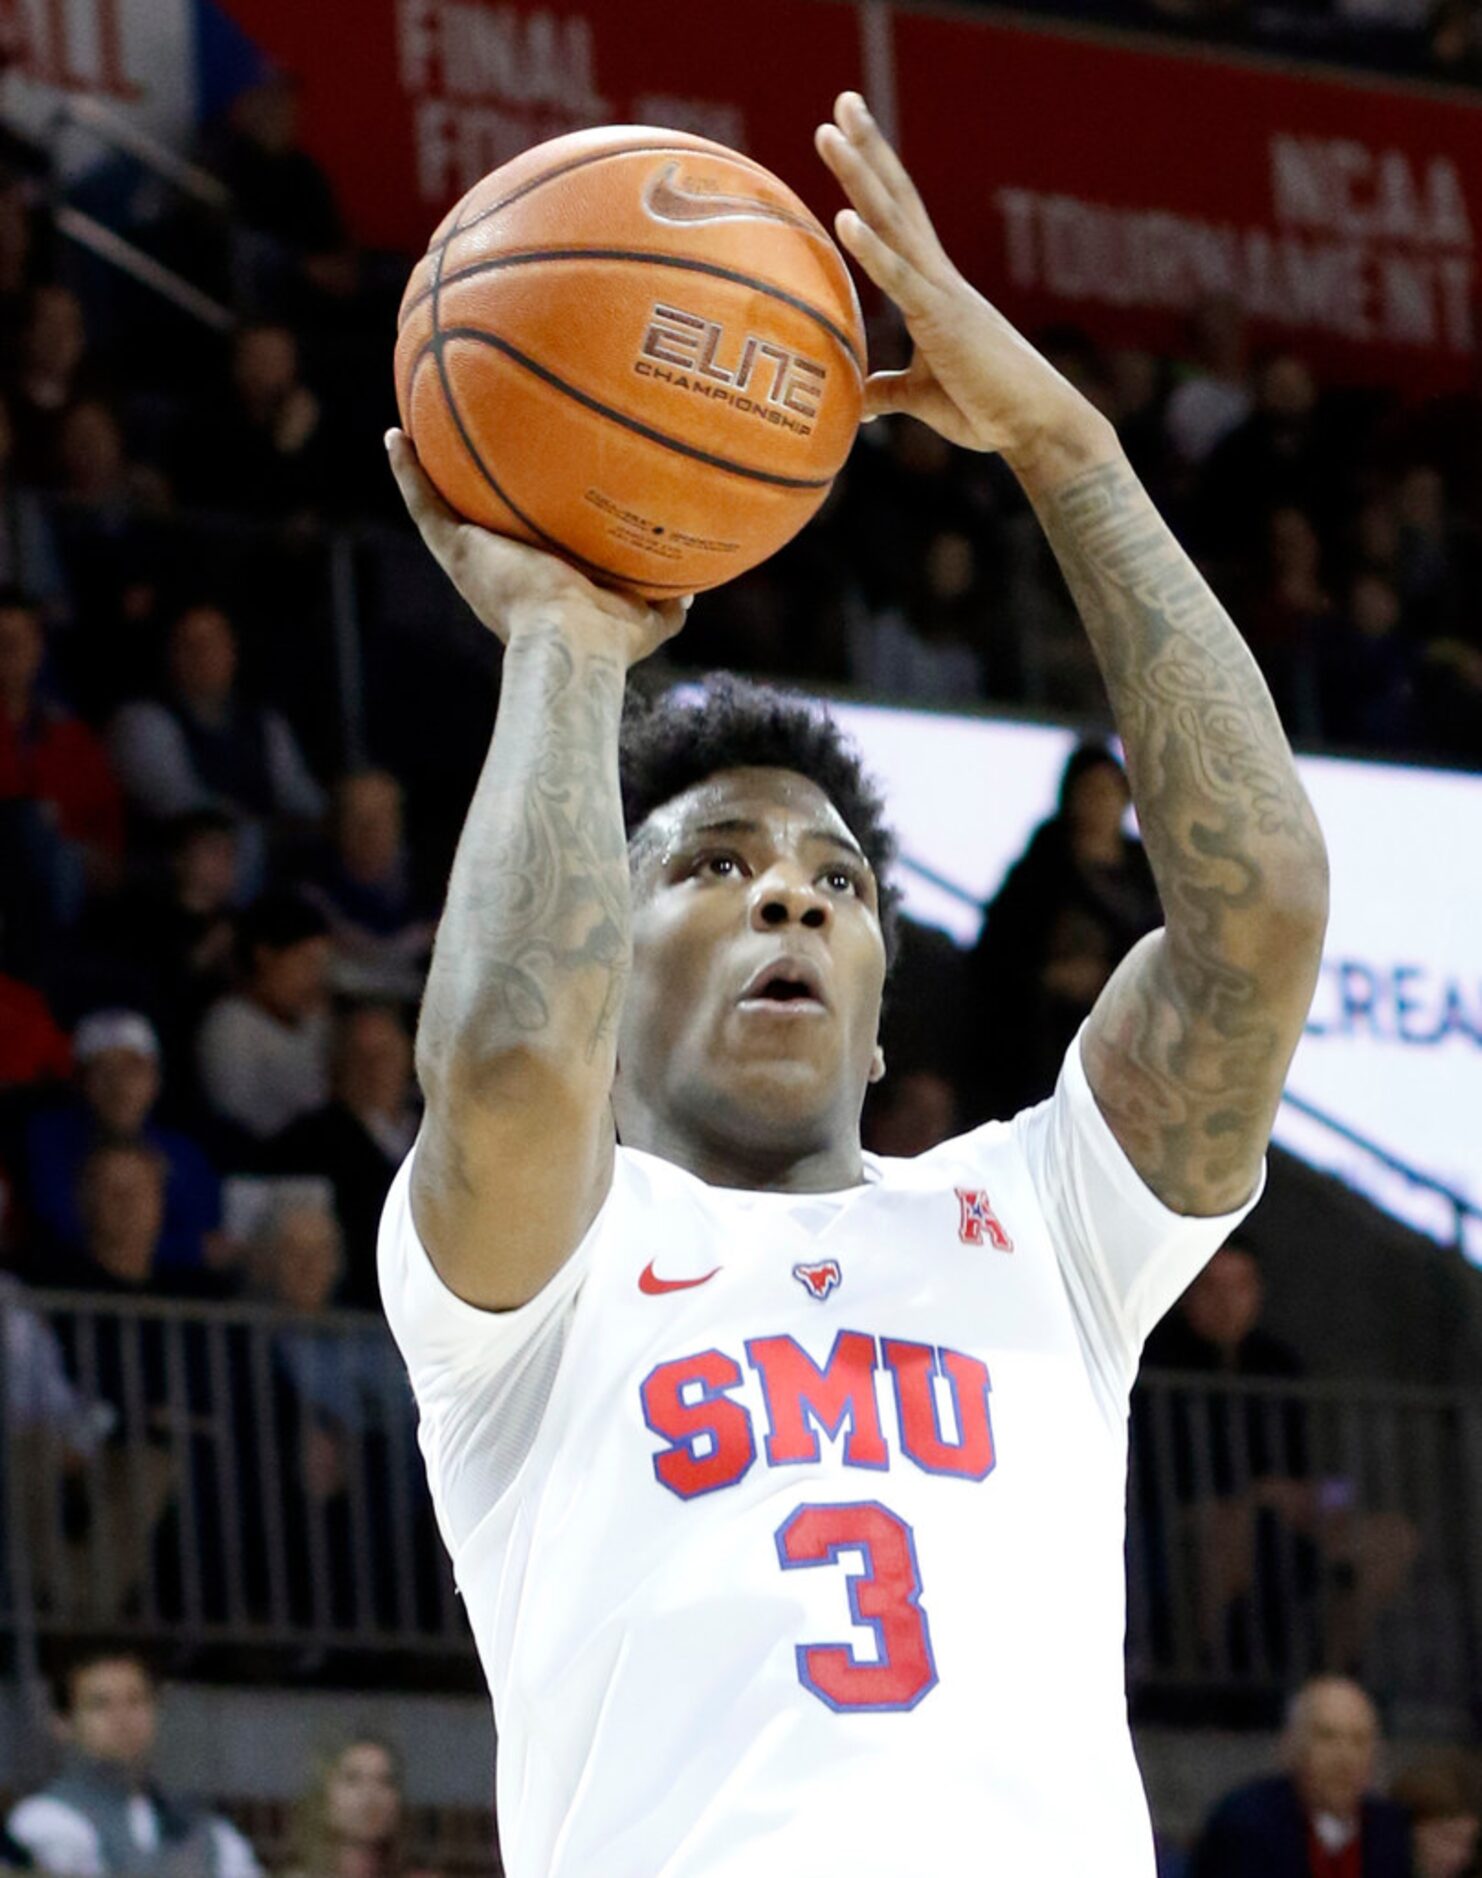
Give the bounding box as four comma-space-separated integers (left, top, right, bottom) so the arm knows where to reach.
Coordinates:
394, 126, 866, 599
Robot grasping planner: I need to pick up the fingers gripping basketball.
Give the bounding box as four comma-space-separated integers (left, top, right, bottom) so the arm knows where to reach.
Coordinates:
393, 126, 866, 599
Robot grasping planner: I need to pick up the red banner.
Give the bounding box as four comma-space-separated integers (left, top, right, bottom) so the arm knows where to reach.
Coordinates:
893, 11, 1480, 394
215, 0, 1481, 393
214, 0, 866, 258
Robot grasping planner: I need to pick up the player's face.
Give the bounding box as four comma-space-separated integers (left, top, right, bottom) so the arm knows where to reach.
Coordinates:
620, 768, 886, 1163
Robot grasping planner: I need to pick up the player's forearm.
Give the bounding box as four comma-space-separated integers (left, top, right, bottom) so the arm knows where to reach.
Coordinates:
416, 613, 631, 1102
1009, 425, 1329, 964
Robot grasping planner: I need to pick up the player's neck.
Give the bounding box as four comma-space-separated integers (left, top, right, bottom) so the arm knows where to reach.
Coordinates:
616, 1101, 866, 1194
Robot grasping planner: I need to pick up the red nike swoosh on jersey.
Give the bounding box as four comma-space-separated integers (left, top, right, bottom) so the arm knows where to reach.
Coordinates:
641, 163, 820, 234
638, 1260, 722, 1295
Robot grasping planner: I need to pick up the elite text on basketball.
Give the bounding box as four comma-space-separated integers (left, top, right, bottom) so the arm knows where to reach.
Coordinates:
636, 302, 826, 434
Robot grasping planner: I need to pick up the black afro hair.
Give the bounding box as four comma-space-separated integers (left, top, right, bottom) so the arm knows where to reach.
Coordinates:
618, 674, 902, 969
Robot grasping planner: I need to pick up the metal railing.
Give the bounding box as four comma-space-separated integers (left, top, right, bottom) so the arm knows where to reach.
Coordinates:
1129, 1369, 1482, 1728
4, 1291, 1481, 1725
45, 95, 237, 333
0, 1289, 467, 1682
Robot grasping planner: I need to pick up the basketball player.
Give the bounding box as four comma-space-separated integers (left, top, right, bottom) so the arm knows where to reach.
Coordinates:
380, 93, 1328, 1876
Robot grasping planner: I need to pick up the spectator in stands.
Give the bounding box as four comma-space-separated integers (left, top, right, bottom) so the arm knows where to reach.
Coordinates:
304, 771, 435, 999
966, 742, 1159, 1120
49, 1138, 170, 1294
1194, 352, 1337, 565
272, 1003, 417, 1306
0, 588, 125, 923
1164, 293, 1254, 474
197, 892, 333, 1144
108, 600, 325, 885
0, 1264, 126, 1620
0, 392, 67, 618
283, 1735, 440, 1878
841, 417, 969, 613
3, 284, 94, 483
43, 403, 170, 724
211, 75, 358, 318
1105, 347, 1172, 494
1141, 1240, 1419, 1677
23, 1010, 221, 1272
1243, 506, 1330, 738
88, 809, 242, 1065
0, 1268, 110, 1451
863, 915, 970, 1158
1391, 1754, 1481, 1878
183, 324, 333, 517
846, 529, 993, 704
253, 1191, 403, 1432
6, 1646, 262, 1876
0, 972, 70, 1088
1320, 573, 1417, 751
1188, 1676, 1411, 1878
1393, 465, 1458, 641
51, 398, 169, 516
1430, 0, 1482, 79
1417, 620, 1482, 761
38, 1143, 217, 1608
249, 1189, 411, 1629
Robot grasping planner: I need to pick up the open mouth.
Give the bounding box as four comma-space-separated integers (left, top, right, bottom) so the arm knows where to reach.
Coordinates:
737, 959, 828, 1012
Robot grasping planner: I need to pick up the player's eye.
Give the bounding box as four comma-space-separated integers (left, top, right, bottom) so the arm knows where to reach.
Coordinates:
821, 865, 862, 894
694, 851, 745, 880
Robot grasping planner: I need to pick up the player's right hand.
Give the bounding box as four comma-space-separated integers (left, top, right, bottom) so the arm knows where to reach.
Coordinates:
387, 428, 691, 666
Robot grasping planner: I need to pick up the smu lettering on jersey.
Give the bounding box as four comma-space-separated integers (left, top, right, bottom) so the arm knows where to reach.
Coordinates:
379, 1033, 1261, 1878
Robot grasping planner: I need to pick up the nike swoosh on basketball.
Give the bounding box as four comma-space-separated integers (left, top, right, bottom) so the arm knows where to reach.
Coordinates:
639, 1260, 721, 1295
642, 163, 820, 234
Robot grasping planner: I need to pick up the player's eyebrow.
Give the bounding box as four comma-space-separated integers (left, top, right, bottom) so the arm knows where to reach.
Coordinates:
687, 816, 869, 865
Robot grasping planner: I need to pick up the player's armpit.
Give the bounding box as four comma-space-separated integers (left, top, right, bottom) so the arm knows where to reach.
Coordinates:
1081, 916, 1320, 1218
410, 1059, 615, 1311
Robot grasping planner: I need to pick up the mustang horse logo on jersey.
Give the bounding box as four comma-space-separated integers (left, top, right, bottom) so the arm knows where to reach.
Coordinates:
793, 1259, 842, 1300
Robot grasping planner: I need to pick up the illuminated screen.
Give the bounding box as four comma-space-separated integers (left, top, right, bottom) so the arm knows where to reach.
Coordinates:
826, 701, 1482, 1262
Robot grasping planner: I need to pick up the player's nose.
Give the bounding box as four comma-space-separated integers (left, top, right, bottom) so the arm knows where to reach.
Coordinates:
750, 865, 831, 932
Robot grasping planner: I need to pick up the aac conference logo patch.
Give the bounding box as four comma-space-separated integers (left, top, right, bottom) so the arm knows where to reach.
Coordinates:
956, 1189, 1013, 1251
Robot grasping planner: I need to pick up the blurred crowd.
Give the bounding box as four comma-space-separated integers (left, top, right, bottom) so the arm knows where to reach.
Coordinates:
2, 1643, 454, 1876
2, 1646, 1480, 1876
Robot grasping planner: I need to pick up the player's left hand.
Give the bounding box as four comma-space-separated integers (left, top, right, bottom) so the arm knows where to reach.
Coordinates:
815, 92, 1112, 465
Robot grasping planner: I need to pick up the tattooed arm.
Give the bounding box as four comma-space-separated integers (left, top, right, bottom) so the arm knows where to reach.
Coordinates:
814, 89, 1328, 1215
1013, 424, 1328, 1214
387, 434, 686, 1306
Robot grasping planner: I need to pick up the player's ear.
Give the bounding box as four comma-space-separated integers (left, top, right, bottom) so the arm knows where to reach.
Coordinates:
868, 1043, 886, 1085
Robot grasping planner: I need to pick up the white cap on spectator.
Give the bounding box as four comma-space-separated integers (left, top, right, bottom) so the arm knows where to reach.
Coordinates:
73, 1009, 161, 1063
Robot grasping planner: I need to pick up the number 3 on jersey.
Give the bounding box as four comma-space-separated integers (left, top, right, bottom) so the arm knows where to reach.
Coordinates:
775, 1501, 938, 1711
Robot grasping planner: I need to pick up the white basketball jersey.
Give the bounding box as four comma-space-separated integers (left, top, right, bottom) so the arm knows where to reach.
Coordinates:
380, 1034, 1260, 1877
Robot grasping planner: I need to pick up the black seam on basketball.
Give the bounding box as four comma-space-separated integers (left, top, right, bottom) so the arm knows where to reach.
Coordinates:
426, 202, 689, 589
425, 141, 804, 261
402, 248, 864, 376
438, 325, 836, 491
